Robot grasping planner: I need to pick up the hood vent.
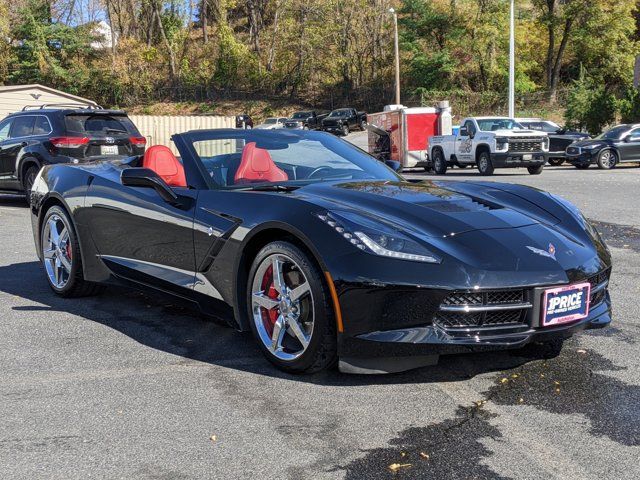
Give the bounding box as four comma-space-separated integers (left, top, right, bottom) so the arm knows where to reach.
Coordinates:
423, 196, 502, 214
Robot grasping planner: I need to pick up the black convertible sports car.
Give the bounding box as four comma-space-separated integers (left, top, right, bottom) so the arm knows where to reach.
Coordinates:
30, 129, 613, 374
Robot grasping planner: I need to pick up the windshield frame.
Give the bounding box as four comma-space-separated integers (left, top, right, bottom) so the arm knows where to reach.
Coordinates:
172, 129, 402, 191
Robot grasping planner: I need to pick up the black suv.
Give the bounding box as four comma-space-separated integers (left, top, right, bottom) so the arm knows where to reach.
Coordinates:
0, 104, 146, 198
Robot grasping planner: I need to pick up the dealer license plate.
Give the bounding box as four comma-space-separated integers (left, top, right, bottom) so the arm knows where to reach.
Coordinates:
523, 154, 533, 161
542, 282, 591, 326
100, 145, 119, 155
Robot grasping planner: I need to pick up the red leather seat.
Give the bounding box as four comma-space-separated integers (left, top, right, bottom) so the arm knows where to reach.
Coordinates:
142, 145, 187, 187
234, 142, 288, 185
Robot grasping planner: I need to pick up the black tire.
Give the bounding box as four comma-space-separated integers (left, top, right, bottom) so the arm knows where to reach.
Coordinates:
341, 124, 350, 136
548, 158, 565, 166
40, 206, 103, 297
360, 120, 367, 131
527, 165, 544, 175
575, 163, 590, 170
22, 163, 39, 202
477, 150, 494, 175
596, 149, 617, 170
246, 241, 337, 373
432, 149, 448, 175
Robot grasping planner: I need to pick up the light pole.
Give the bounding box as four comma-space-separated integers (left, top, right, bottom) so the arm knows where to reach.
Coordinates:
389, 8, 401, 106
508, 0, 515, 118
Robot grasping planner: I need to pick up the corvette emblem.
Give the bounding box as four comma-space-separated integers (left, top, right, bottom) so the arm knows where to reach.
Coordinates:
105, 137, 115, 144
527, 243, 557, 260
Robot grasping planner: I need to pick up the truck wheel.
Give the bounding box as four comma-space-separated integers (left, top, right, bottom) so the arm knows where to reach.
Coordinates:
22, 164, 40, 202
341, 124, 350, 136
432, 149, 448, 175
527, 165, 544, 175
360, 120, 367, 131
477, 151, 494, 175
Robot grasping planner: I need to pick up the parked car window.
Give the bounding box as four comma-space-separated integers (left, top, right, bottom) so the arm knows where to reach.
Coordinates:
278, 117, 288, 123
463, 120, 476, 136
263, 118, 279, 124
596, 126, 629, 140
292, 112, 312, 119
539, 121, 560, 133
0, 119, 12, 141
9, 116, 35, 138
64, 114, 138, 135
328, 110, 351, 118
33, 116, 52, 135
627, 128, 640, 141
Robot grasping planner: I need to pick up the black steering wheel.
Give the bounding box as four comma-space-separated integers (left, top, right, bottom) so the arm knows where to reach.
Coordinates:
307, 166, 335, 179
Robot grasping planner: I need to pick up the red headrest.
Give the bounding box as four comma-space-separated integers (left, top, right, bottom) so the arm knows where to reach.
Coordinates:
142, 145, 187, 188
234, 142, 288, 185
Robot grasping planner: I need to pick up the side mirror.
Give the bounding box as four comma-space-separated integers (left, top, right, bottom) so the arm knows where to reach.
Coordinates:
385, 160, 402, 172
459, 127, 469, 137
121, 168, 179, 204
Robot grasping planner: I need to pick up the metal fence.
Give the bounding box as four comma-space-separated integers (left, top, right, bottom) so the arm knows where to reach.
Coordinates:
129, 115, 235, 155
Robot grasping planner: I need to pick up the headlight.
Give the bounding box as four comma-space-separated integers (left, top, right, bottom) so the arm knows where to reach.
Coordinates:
315, 211, 442, 263
542, 137, 550, 150
495, 137, 508, 151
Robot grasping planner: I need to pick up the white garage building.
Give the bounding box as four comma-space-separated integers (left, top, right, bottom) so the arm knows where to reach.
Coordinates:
0, 84, 97, 118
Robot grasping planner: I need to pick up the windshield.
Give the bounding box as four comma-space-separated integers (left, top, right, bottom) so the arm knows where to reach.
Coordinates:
328, 110, 350, 118
263, 118, 278, 124
187, 130, 400, 188
476, 118, 523, 131
596, 126, 629, 140
292, 112, 311, 119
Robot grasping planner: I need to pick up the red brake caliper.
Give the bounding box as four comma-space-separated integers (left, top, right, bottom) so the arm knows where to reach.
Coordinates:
66, 242, 72, 260
260, 265, 280, 336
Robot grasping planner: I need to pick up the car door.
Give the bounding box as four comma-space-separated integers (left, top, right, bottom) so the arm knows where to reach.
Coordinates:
0, 118, 14, 179
1, 116, 35, 177
619, 128, 640, 161
83, 157, 199, 293
456, 120, 475, 163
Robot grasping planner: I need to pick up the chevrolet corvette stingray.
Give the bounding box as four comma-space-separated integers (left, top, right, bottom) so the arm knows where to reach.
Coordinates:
29, 129, 613, 374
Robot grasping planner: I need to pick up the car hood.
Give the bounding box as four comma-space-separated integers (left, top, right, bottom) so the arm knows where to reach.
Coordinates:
489, 129, 547, 137
570, 138, 608, 148
293, 180, 605, 275
297, 180, 561, 238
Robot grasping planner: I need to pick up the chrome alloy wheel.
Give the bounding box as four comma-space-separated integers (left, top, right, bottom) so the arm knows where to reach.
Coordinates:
42, 214, 73, 289
251, 254, 314, 361
600, 150, 615, 168
478, 156, 488, 171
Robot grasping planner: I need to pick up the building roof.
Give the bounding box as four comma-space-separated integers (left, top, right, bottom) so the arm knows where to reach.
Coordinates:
0, 84, 97, 105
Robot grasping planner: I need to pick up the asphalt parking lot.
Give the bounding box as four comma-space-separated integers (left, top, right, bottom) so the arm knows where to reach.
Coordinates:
1, 135, 639, 479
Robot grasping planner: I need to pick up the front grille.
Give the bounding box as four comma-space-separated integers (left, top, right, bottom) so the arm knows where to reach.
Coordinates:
586, 268, 611, 307
508, 137, 544, 152
566, 146, 581, 155
436, 289, 529, 330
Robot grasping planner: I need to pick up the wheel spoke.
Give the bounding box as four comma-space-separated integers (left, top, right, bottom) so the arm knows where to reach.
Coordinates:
289, 281, 310, 302
59, 227, 69, 246
270, 315, 286, 351
43, 248, 56, 260
253, 292, 279, 310
271, 256, 286, 295
287, 316, 309, 348
58, 253, 72, 273
48, 219, 60, 246
53, 257, 61, 285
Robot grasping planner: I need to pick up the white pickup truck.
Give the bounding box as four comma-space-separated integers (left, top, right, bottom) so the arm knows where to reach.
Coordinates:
428, 117, 549, 175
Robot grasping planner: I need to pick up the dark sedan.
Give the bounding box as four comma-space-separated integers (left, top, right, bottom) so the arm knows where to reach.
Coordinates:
29, 129, 612, 374
565, 124, 640, 169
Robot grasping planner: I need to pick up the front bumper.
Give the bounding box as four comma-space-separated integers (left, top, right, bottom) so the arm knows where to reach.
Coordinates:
323, 125, 345, 134
566, 151, 597, 166
490, 152, 546, 168
337, 277, 612, 373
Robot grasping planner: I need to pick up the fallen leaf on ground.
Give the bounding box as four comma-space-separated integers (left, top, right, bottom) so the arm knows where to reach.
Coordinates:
577, 349, 587, 354
419, 452, 430, 459
389, 463, 412, 472
210, 435, 217, 442
500, 378, 509, 384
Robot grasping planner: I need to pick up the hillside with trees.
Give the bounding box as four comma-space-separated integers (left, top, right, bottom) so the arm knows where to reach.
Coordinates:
1, 0, 639, 131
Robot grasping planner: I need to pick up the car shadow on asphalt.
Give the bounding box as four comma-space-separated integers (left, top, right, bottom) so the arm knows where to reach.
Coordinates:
1, 261, 558, 386
0, 195, 28, 207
